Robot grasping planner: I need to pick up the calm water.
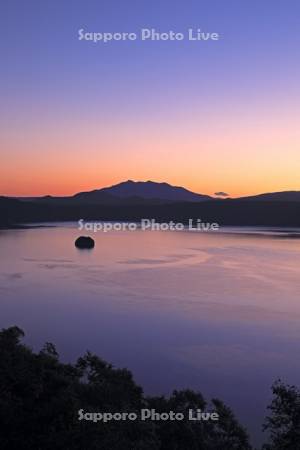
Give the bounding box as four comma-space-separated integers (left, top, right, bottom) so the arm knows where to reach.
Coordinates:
1, 223, 300, 446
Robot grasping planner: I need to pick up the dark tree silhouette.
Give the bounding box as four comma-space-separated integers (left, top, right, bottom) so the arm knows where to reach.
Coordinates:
2, 326, 299, 450
0, 326, 253, 449
263, 380, 300, 450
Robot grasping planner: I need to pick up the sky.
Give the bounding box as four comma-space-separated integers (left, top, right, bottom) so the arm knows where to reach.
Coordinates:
1, 0, 300, 197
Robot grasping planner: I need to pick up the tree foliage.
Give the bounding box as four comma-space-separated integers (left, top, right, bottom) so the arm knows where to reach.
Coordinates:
0, 327, 299, 449
263, 380, 300, 450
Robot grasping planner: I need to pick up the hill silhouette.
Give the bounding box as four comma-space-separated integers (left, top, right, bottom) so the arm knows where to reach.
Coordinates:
14, 181, 300, 206
2, 181, 300, 227
237, 191, 300, 202
2, 196, 300, 228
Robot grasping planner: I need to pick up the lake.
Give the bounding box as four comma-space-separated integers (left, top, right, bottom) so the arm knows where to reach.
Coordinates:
1, 223, 300, 446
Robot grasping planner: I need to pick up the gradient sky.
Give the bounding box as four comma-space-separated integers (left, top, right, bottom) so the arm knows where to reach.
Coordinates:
1, 0, 300, 197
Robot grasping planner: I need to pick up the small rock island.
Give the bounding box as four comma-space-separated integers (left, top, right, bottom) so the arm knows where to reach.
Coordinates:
75, 236, 95, 249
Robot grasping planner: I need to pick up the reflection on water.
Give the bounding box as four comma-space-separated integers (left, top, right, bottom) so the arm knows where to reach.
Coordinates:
1, 223, 300, 446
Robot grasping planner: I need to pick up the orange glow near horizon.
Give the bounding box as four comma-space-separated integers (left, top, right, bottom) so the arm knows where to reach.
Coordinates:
1, 97, 300, 198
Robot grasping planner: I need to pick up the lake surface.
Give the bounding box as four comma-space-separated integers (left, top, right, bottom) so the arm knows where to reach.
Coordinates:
1, 223, 300, 446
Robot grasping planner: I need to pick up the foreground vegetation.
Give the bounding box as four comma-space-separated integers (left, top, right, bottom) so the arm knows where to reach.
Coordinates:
0, 327, 299, 449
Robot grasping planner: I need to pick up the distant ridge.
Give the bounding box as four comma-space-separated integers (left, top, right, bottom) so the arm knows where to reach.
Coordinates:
236, 191, 300, 202
3, 194, 300, 228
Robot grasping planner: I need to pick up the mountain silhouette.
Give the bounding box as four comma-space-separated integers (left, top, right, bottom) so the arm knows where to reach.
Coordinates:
13, 181, 300, 205
2, 181, 300, 229
73, 180, 212, 203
